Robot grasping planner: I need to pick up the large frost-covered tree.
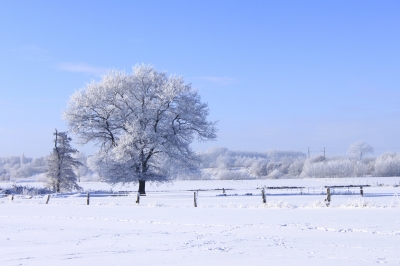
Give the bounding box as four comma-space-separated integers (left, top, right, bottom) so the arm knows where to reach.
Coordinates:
347, 141, 374, 160
63, 65, 217, 194
45, 130, 82, 192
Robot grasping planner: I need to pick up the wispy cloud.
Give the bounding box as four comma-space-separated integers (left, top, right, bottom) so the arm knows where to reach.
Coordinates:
57, 62, 107, 76
193, 76, 237, 86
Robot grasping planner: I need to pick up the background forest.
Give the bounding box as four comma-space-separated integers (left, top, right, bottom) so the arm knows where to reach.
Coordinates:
1, 145, 400, 182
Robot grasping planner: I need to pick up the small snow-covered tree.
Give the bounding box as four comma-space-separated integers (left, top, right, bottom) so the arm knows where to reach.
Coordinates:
63, 65, 217, 194
347, 141, 374, 160
45, 130, 82, 192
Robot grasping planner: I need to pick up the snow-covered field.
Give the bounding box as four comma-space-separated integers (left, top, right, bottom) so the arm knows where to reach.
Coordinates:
1, 177, 400, 265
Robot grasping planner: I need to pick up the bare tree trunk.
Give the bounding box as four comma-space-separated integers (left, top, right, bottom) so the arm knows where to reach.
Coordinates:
138, 180, 146, 195
56, 179, 60, 193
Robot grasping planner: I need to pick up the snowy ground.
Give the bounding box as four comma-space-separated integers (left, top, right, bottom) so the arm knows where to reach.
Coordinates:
1, 177, 400, 265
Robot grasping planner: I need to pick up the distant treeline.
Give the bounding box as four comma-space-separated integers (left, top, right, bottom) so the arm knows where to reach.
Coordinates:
0, 153, 99, 182
1, 147, 400, 181
195, 147, 400, 179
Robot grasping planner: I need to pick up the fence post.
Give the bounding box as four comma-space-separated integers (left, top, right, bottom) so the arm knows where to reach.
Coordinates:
46, 194, 51, 204
325, 188, 331, 206
86, 192, 90, 205
11, 194, 14, 201
360, 186, 364, 197
194, 191, 197, 207
261, 188, 266, 204
136, 192, 140, 204
222, 188, 225, 194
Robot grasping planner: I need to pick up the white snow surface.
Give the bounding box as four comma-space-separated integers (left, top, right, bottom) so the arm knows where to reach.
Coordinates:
1, 177, 400, 265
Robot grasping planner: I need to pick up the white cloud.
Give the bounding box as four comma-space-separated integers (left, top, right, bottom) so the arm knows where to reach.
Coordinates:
57, 62, 107, 76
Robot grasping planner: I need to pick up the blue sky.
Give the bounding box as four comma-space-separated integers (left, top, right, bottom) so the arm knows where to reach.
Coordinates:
0, 0, 399, 158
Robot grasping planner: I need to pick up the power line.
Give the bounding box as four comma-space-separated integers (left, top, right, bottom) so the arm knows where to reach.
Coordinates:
308, 147, 325, 158
308, 147, 400, 157
326, 148, 400, 153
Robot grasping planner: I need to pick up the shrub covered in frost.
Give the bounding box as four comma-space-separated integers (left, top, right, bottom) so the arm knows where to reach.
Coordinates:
267, 169, 283, 179
288, 158, 305, 177
301, 157, 354, 178
264, 200, 295, 209
342, 199, 377, 208
1, 184, 53, 196
217, 170, 251, 180
374, 152, 400, 177
305, 200, 327, 208
352, 161, 368, 177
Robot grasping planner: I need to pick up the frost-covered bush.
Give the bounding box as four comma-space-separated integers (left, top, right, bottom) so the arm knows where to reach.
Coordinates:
267, 169, 283, 179
86, 155, 102, 174
199, 147, 304, 169
342, 199, 376, 208
264, 200, 295, 209
12, 164, 47, 179
1, 184, 53, 196
216, 155, 235, 169
288, 158, 305, 177
72, 152, 90, 181
301, 157, 354, 178
0, 174, 10, 182
374, 152, 400, 177
266, 162, 283, 174
0, 155, 47, 179
0, 155, 31, 168
217, 170, 251, 180
198, 147, 229, 168
312, 155, 326, 163
249, 159, 268, 176
352, 161, 368, 177
79, 173, 102, 182
305, 200, 327, 208
326, 159, 353, 177
248, 159, 292, 178
234, 156, 258, 168
362, 157, 375, 175
196, 147, 306, 179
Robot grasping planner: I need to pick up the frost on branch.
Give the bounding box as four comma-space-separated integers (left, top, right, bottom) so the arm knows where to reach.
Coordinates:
63, 65, 217, 192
